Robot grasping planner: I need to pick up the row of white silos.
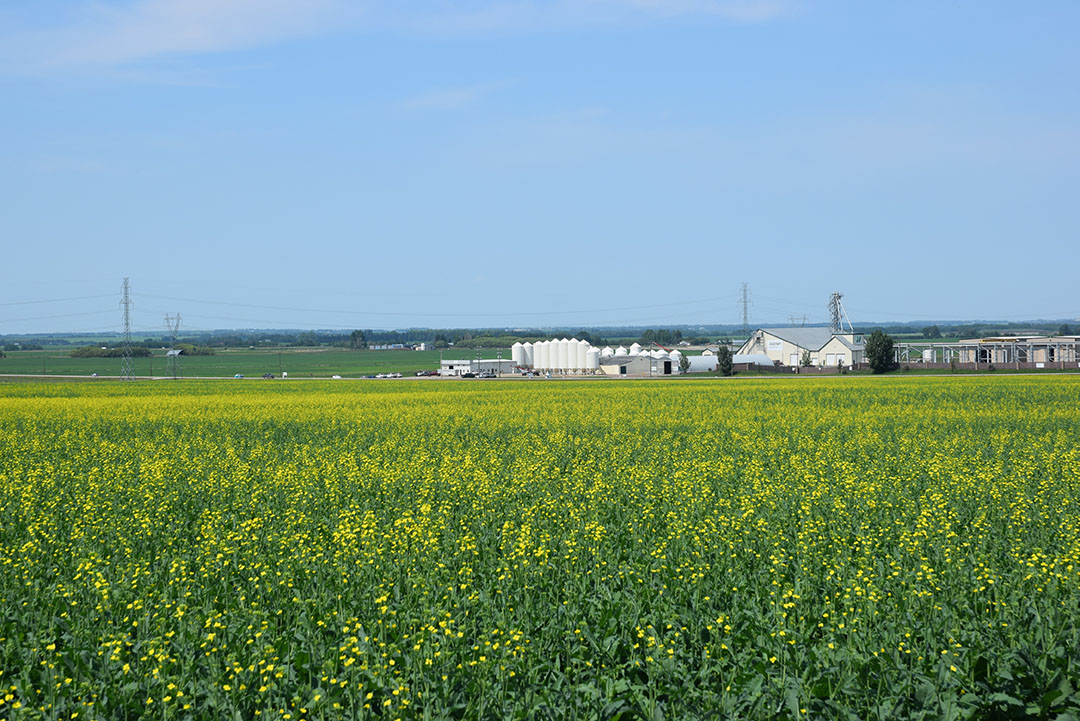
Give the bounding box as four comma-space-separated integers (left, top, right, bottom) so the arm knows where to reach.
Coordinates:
598, 345, 683, 366
511, 338, 601, 372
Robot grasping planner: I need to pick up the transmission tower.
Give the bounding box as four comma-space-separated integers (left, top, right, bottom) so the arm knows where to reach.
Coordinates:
789, 314, 808, 327
120, 278, 135, 381
164, 313, 182, 379
828, 292, 853, 334
740, 282, 750, 336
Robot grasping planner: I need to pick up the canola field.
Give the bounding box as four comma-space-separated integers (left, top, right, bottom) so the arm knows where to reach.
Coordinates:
1, 377, 1079, 720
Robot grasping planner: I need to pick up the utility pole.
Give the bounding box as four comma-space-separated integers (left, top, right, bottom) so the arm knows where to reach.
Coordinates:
120, 277, 135, 381
164, 313, 182, 379
789, 314, 807, 327
740, 282, 750, 337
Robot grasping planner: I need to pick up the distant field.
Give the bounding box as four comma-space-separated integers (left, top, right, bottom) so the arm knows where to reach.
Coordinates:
0, 347, 502, 378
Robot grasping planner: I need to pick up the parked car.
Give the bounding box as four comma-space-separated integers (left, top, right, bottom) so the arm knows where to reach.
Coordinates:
262, 373, 274, 379
477, 371, 496, 378
461, 372, 475, 378
234, 374, 244, 379
332, 375, 342, 379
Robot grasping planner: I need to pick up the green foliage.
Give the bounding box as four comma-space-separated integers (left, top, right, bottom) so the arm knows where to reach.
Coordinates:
800, 349, 812, 367
70, 345, 151, 358
350, 329, 367, 349
638, 329, 683, 346
717, 346, 734, 376
1061, 324, 1073, 336
922, 325, 942, 339
175, 343, 215, 356
678, 353, 690, 373
865, 330, 895, 373
292, 331, 320, 347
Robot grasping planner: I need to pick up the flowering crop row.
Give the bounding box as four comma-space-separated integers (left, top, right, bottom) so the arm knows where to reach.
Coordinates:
1, 377, 1079, 719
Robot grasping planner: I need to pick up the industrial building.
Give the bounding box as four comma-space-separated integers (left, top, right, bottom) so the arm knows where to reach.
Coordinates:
738, 327, 865, 368
895, 336, 1080, 368
439, 358, 517, 376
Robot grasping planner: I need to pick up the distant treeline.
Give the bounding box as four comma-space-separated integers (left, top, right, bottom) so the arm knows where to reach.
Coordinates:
8, 320, 1075, 351
71, 346, 152, 358
70, 343, 214, 358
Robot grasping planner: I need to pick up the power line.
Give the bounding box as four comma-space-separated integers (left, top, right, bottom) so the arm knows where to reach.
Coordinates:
740, 282, 750, 336
120, 278, 135, 381
138, 293, 740, 319
0, 310, 114, 323
164, 313, 182, 379
0, 294, 114, 307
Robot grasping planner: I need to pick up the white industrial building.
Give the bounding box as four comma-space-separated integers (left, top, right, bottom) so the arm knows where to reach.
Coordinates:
439, 358, 517, 376
738, 327, 864, 368
599, 352, 681, 376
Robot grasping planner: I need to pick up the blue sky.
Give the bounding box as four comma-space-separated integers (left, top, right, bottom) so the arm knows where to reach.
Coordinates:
2, 1, 1078, 334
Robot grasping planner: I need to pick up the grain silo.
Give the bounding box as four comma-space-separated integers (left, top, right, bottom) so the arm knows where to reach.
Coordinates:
511, 342, 524, 367
557, 338, 569, 370
523, 341, 534, 367
585, 347, 600, 371
567, 338, 580, 371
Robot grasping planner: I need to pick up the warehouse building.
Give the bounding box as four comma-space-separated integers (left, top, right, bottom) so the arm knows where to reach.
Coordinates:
439, 358, 517, 376
738, 327, 865, 368
599, 355, 672, 376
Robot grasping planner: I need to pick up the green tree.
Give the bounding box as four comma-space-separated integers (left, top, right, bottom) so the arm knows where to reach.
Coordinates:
1060, 324, 1073, 336
716, 347, 734, 377
865, 330, 895, 374
678, 353, 690, 373
800, 349, 812, 367
922, 325, 942, 339
350, 330, 367, 350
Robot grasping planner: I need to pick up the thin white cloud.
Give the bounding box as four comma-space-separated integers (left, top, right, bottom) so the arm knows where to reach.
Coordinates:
1, 0, 359, 74
402, 82, 510, 111
0, 0, 790, 76
395, 0, 792, 33
617, 0, 791, 21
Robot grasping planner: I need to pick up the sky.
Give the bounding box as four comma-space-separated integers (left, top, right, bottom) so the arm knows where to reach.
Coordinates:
2, 0, 1078, 335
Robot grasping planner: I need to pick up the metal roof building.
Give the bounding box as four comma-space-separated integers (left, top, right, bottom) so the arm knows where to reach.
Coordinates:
738, 327, 865, 367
